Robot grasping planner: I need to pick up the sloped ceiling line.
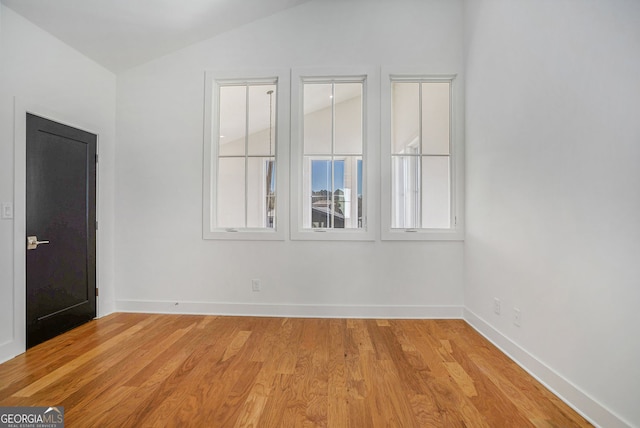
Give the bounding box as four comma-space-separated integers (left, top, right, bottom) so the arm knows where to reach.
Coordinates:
1, 0, 313, 72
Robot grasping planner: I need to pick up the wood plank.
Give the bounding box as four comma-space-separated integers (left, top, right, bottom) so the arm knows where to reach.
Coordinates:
469, 353, 548, 422
132, 318, 243, 426
0, 314, 592, 427
87, 319, 211, 427
194, 318, 270, 426
29, 317, 188, 405
443, 361, 478, 397
433, 321, 536, 427
441, 320, 590, 428
327, 319, 348, 427
12, 315, 159, 397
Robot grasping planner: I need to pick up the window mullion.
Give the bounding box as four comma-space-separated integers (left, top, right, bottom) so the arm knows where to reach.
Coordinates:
417, 82, 423, 228
448, 82, 454, 228
330, 82, 336, 229
244, 84, 249, 228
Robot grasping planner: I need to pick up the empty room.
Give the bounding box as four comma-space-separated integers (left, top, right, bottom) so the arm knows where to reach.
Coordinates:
0, 0, 638, 426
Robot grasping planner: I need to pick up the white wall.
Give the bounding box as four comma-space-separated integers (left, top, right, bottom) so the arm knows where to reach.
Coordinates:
0, 5, 116, 362
464, 0, 640, 426
114, 0, 465, 316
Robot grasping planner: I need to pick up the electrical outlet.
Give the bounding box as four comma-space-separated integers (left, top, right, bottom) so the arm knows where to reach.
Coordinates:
251, 279, 261, 292
514, 308, 521, 327
494, 298, 501, 315
1, 203, 13, 219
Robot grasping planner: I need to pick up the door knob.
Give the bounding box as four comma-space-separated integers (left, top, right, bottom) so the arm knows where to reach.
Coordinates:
27, 236, 50, 250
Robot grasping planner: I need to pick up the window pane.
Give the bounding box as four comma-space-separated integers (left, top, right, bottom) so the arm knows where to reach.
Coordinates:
391, 82, 419, 154
333, 156, 362, 229
310, 159, 332, 228
421, 156, 450, 228
334, 83, 362, 155
265, 159, 276, 229
304, 84, 332, 154
391, 155, 420, 229
219, 85, 246, 156
246, 157, 276, 228
248, 84, 277, 156
332, 159, 346, 228
217, 157, 245, 228
421, 82, 450, 155
306, 157, 363, 230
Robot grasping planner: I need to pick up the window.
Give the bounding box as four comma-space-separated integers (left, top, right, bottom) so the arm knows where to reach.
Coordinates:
291, 68, 378, 240
381, 72, 463, 240
203, 70, 289, 239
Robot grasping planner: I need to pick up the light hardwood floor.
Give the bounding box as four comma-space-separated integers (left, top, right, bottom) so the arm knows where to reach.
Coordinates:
0, 313, 591, 427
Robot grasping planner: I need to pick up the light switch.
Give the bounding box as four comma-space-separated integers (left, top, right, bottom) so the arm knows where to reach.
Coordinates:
1, 202, 13, 219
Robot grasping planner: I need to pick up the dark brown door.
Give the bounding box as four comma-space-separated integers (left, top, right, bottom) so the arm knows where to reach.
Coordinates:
26, 113, 97, 349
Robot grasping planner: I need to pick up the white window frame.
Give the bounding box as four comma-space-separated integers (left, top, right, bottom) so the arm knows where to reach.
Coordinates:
203, 69, 290, 240
290, 67, 378, 241
381, 69, 464, 241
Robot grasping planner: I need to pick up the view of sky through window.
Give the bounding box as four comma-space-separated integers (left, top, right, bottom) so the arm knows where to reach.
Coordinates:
311, 160, 362, 196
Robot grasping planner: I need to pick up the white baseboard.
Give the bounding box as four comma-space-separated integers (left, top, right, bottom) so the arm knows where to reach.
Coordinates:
463, 308, 631, 428
0, 340, 24, 364
115, 299, 463, 319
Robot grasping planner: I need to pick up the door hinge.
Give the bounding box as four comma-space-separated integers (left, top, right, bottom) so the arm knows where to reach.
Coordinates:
95, 220, 99, 230
96, 288, 99, 296
95, 154, 99, 163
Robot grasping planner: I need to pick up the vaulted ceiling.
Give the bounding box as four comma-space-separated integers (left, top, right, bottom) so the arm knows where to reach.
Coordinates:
1, 0, 312, 72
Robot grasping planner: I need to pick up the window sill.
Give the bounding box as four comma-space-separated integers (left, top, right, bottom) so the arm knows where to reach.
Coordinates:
290, 228, 375, 241
203, 229, 285, 241
381, 228, 464, 241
